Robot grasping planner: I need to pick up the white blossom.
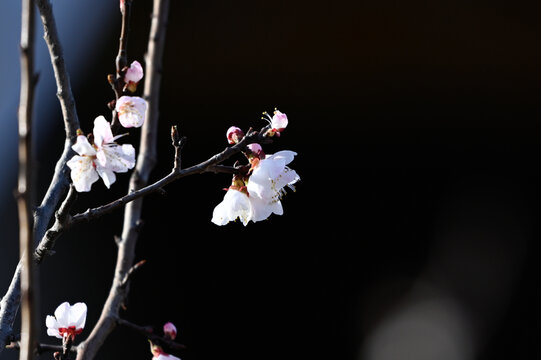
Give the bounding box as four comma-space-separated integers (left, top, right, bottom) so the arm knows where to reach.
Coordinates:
66, 135, 100, 192
67, 116, 136, 192
211, 186, 284, 226
93, 116, 136, 188
116, 95, 147, 128
45, 302, 87, 341
212, 188, 254, 226
247, 150, 300, 203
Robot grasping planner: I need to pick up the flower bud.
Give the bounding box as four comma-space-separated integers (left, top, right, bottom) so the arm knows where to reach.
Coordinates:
271, 110, 288, 132
226, 126, 244, 144
163, 322, 177, 340
124, 60, 144, 92
246, 143, 265, 159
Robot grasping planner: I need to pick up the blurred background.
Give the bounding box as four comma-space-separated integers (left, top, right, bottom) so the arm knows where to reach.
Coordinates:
1, 0, 541, 359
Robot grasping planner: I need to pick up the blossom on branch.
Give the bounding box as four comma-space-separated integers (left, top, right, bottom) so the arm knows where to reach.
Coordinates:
93, 116, 136, 188
66, 135, 100, 192
124, 60, 144, 92
67, 116, 136, 192
211, 175, 283, 226
45, 302, 87, 341
116, 95, 148, 128
247, 150, 300, 203
263, 109, 288, 137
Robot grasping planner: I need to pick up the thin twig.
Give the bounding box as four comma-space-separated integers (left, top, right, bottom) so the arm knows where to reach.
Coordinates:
17, 0, 37, 358
117, 318, 187, 351
111, 0, 133, 132
6, 341, 78, 355
34, 185, 77, 263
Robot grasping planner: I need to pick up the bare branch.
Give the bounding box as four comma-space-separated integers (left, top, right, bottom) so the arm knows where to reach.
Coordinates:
34, 185, 77, 264
6, 341, 78, 355
76, 1, 170, 358
117, 318, 187, 351
33, 0, 81, 243
17, 0, 37, 358
0, 0, 81, 354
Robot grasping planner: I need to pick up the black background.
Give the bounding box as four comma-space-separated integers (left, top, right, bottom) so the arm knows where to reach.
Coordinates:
13, 0, 541, 359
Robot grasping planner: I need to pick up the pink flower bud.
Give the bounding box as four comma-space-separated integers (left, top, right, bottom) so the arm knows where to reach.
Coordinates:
247, 143, 265, 159
226, 126, 244, 144
163, 322, 177, 340
124, 60, 144, 84
271, 110, 288, 132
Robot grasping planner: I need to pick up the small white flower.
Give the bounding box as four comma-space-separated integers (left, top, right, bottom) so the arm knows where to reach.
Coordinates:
67, 116, 136, 192
66, 135, 100, 192
247, 150, 300, 203
124, 60, 144, 84
116, 96, 147, 128
45, 302, 87, 341
93, 116, 136, 188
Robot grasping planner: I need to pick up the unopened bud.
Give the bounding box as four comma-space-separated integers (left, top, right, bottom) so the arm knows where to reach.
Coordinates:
246, 143, 265, 159
163, 322, 177, 340
226, 126, 244, 144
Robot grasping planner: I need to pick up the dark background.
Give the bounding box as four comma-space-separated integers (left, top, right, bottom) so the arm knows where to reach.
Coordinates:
2, 0, 541, 359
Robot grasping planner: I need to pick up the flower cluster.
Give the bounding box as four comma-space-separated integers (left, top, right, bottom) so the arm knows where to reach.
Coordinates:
67, 61, 146, 192
212, 110, 300, 226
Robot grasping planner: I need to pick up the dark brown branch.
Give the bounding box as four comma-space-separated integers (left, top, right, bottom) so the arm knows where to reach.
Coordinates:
76, 1, 168, 358
117, 319, 186, 351
6, 341, 78, 355
17, 0, 37, 358
34, 185, 77, 263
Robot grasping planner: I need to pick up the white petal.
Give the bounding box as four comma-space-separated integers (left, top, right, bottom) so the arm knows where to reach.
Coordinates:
211, 190, 253, 226
268, 150, 297, 165
54, 302, 71, 328
72, 135, 96, 156
95, 163, 117, 189
250, 196, 282, 222
68, 302, 87, 329
211, 201, 230, 226
45, 315, 58, 330
93, 116, 114, 147
47, 328, 62, 339
271, 111, 288, 130
98, 144, 136, 173
66, 156, 99, 192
